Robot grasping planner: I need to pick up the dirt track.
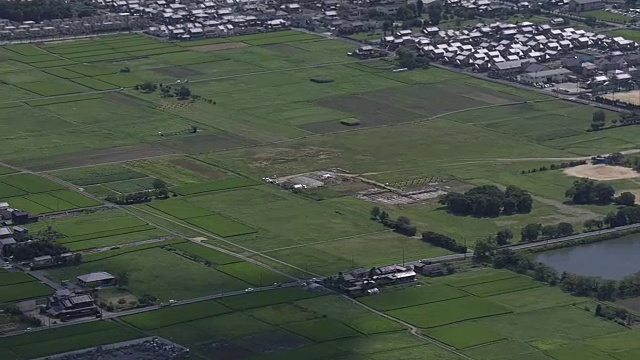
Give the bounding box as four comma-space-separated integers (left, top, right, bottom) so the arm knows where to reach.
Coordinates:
563, 164, 640, 181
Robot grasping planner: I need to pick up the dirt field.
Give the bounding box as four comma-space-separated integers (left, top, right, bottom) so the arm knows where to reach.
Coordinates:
153, 66, 202, 78
601, 90, 640, 106
169, 158, 225, 179
563, 164, 640, 181
19, 144, 176, 171
190, 42, 248, 52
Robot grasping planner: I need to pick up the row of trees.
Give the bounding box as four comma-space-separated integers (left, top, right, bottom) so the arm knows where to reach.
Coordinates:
520, 222, 575, 242
439, 185, 533, 218
370, 207, 417, 236
0, 0, 95, 22
589, 110, 640, 131
520, 160, 587, 175
136, 82, 194, 100
421, 231, 467, 253
476, 240, 640, 303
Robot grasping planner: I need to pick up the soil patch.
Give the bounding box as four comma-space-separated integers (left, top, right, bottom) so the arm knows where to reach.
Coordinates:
317, 95, 423, 126
153, 66, 202, 78
263, 43, 307, 55
161, 133, 255, 153
195, 340, 255, 360
190, 42, 248, 52
169, 158, 225, 179
18, 144, 175, 171
563, 164, 640, 181
105, 92, 155, 109
463, 92, 513, 105
601, 90, 640, 106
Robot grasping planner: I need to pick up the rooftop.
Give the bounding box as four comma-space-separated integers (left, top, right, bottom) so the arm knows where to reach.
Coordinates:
77, 271, 115, 283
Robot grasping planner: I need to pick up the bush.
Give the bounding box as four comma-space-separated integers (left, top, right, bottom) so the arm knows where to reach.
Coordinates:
340, 118, 361, 126
310, 77, 335, 83
421, 231, 467, 253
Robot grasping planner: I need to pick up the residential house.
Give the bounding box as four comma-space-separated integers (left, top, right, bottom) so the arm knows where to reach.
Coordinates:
47, 289, 100, 320
12, 226, 28, 241
413, 263, 446, 277
0, 227, 11, 239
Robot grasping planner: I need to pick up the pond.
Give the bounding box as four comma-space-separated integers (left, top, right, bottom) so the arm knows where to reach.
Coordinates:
535, 234, 640, 280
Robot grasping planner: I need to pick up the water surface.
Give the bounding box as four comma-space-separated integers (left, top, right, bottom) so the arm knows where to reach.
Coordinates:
535, 234, 640, 280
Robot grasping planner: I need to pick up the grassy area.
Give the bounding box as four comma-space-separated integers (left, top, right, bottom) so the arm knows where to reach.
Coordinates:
605, 29, 640, 42
581, 10, 635, 23
122, 300, 231, 330
45, 247, 250, 301
425, 322, 506, 349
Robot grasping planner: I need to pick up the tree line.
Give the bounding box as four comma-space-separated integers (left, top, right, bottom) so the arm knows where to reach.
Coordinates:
370, 207, 417, 236
422, 231, 467, 253
369, 207, 467, 252
520, 160, 587, 175
489, 248, 640, 303
439, 185, 533, 218
0, 0, 95, 22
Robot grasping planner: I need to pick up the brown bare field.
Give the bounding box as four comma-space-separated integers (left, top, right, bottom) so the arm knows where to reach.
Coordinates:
190, 42, 248, 52
169, 158, 225, 179
563, 164, 640, 181
601, 90, 640, 105
18, 144, 175, 171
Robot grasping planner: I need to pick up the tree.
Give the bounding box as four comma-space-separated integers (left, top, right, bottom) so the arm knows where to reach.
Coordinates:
379, 211, 390, 224
608, 152, 625, 165
557, 222, 574, 237
521, 223, 542, 242
591, 110, 606, 130
495, 228, 514, 246
416, 0, 424, 15
370, 206, 381, 219
516, 195, 533, 213
177, 86, 192, 100
584, 218, 604, 230
395, 6, 416, 21
397, 48, 421, 70
473, 239, 497, 260
427, 3, 442, 25
616, 191, 636, 206
502, 198, 517, 215
382, 20, 393, 36
541, 225, 558, 239
593, 182, 615, 204
584, 15, 597, 27
152, 178, 167, 190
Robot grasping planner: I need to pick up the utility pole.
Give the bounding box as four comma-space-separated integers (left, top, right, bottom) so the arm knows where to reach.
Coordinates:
402, 249, 405, 266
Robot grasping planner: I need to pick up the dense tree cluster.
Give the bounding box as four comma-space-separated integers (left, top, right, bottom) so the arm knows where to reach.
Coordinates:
604, 206, 640, 228
439, 185, 533, 217
565, 179, 615, 205
519, 222, 574, 242
396, 48, 429, 70
370, 207, 417, 236
105, 187, 168, 205
421, 231, 467, 253
0, 0, 95, 22
6, 241, 70, 261
591, 110, 606, 131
